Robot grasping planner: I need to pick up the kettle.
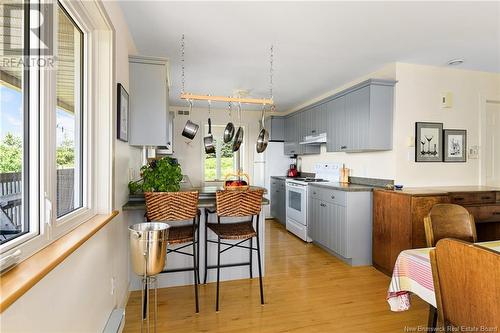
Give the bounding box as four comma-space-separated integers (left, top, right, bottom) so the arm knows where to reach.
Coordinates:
287, 164, 298, 178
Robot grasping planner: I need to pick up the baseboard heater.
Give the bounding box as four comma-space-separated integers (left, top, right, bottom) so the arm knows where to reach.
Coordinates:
103, 308, 125, 333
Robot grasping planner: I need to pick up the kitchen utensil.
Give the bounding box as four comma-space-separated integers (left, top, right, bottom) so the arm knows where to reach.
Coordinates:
181, 100, 199, 140
287, 164, 298, 178
256, 105, 269, 153
204, 101, 215, 154
223, 102, 235, 143
232, 103, 244, 152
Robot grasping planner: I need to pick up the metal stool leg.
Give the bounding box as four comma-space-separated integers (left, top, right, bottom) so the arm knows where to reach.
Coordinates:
204, 210, 209, 284
216, 235, 221, 311
197, 212, 201, 284
193, 240, 199, 313
249, 237, 253, 279
256, 233, 264, 305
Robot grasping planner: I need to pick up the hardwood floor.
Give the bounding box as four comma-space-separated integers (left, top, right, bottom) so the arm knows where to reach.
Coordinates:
123, 220, 428, 332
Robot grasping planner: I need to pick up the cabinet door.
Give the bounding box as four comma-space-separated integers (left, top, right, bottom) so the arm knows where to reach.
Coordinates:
314, 104, 327, 134
279, 188, 286, 225
270, 180, 279, 219
293, 113, 303, 155
284, 116, 295, 155
326, 96, 346, 152
345, 86, 370, 151
268, 117, 284, 141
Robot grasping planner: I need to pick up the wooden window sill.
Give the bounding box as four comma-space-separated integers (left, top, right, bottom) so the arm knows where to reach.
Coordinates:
0, 211, 119, 313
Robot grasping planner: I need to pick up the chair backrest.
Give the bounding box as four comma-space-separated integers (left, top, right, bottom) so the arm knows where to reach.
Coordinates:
430, 239, 500, 331
424, 204, 477, 247
216, 189, 264, 217
144, 191, 199, 221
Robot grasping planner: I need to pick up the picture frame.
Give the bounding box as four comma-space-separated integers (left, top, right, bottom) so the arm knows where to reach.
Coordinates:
443, 129, 467, 162
117, 83, 129, 142
415, 122, 443, 162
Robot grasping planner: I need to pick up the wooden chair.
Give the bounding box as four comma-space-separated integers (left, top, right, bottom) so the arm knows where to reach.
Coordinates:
204, 189, 264, 311
424, 204, 477, 247
430, 238, 500, 332
144, 191, 200, 313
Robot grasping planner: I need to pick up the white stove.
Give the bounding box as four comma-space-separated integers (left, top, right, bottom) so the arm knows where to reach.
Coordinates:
285, 164, 341, 242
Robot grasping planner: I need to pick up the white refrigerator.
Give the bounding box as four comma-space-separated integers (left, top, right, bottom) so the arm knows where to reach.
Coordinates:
252, 142, 293, 218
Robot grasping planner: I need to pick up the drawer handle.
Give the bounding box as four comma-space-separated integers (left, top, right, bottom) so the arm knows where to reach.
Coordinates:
331, 195, 335, 199
493, 212, 500, 215
481, 196, 492, 200
313, 191, 317, 195
454, 197, 464, 201
320, 203, 326, 207
340, 145, 347, 149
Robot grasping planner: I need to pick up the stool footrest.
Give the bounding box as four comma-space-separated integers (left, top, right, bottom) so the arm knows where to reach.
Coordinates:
206, 262, 251, 270
161, 267, 196, 273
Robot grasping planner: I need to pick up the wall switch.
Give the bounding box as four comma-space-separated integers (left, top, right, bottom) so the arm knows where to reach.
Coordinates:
469, 145, 479, 159
110, 277, 116, 295
406, 136, 415, 147
441, 92, 453, 108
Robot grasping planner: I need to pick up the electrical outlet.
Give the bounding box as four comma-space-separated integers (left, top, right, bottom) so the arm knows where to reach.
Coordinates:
469, 145, 479, 159
110, 277, 116, 295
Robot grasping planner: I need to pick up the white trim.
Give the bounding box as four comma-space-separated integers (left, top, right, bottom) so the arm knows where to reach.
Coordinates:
479, 94, 500, 186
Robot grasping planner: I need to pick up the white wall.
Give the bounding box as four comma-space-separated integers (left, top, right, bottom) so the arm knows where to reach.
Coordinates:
0, 2, 139, 332
170, 105, 264, 187
300, 63, 500, 187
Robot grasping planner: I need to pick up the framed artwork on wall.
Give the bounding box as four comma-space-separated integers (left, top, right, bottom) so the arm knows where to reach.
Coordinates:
117, 83, 129, 142
443, 129, 467, 162
415, 122, 443, 162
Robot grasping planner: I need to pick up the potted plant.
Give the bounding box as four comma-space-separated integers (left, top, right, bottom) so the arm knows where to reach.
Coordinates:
128, 157, 183, 195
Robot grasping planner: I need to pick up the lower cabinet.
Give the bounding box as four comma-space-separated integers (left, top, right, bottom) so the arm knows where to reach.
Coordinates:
308, 186, 372, 266
270, 178, 286, 225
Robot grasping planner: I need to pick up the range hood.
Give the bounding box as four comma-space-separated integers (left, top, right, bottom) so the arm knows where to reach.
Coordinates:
300, 132, 327, 145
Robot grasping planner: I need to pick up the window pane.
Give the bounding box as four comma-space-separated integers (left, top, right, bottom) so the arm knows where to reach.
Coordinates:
56, 4, 83, 218
0, 0, 28, 244
203, 124, 238, 182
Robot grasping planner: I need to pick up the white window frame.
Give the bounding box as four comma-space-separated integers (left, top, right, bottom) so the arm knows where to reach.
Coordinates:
0, 0, 114, 262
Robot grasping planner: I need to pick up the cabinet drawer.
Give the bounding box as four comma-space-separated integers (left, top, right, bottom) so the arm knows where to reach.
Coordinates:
310, 187, 346, 206
450, 192, 496, 205
497, 192, 500, 203
466, 204, 500, 223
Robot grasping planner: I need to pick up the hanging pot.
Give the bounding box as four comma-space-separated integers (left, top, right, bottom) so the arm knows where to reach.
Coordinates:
232, 103, 244, 152
182, 101, 199, 140
204, 118, 215, 154
256, 105, 269, 153
223, 102, 235, 143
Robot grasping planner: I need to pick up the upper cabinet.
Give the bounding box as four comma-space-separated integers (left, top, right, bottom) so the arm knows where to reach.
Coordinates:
129, 55, 170, 146
326, 80, 395, 152
266, 116, 285, 142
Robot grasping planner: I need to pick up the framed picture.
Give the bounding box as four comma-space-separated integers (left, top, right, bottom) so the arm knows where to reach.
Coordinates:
117, 83, 129, 142
415, 122, 443, 162
443, 129, 467, 162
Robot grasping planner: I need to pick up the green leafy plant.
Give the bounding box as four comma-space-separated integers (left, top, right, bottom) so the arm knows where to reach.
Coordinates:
141, 157, 183, 192
128, 179, 143, 195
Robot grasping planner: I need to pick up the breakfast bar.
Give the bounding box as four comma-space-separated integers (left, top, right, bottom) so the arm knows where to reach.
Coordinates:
122, 186, 269, 290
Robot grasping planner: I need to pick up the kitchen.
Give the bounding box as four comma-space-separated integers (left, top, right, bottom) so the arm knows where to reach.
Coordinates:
0, 1, 499, 333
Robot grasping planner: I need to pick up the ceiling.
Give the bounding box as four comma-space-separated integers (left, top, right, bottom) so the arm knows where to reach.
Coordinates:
119, 1, 500, 111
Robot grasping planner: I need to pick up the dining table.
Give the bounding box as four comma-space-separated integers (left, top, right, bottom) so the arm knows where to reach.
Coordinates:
387, 240, 500, 326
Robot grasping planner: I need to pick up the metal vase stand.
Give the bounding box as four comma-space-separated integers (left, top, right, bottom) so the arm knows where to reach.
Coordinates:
129, 222, 169, 333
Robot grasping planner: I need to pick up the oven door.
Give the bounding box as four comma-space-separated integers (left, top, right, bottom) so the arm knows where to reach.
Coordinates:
286, 183, 307, 224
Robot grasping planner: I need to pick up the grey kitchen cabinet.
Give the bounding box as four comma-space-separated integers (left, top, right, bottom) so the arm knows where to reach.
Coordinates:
308, 185, 372, 266
266, 116, 285, 142
283, 116, 297, 155
326, 79, 395, 152
129, 55, 170, 146
270, 177, 286, 225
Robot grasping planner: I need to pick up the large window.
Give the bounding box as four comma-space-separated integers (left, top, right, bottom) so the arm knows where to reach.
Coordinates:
0, 0, 106, 258
203, 124, 244, 182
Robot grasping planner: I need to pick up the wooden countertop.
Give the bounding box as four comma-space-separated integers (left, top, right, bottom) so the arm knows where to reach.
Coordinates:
374, 185, 500, 197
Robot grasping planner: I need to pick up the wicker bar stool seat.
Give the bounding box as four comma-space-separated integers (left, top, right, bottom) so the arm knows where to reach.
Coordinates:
144, 191, 200, 313
204, 189, 265, 311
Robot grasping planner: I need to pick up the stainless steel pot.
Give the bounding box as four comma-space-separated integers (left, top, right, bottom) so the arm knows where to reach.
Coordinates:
256, 106, 269, 153
182, 101, 199, 140
129, 222, 169, 277
232, 103, 244, 152
204, 118, 215, 154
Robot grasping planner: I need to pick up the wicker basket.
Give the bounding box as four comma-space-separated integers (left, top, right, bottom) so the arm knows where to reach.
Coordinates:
224, 171, 250, 191
144, 191, 199, 221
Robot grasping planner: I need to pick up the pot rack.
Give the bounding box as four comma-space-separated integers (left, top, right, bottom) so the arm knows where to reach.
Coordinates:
180, 34, 274, 106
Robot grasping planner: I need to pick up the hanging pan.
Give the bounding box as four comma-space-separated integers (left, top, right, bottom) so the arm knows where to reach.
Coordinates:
256, 105, 269, 153
232, 103, 244, 152
223, 101, 235, 143
181, 100, 199, 140
204, 101, 215, 154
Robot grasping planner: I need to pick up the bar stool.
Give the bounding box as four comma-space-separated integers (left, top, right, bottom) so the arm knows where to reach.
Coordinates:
204, 189, 264, 311
144, 191, 200, 313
